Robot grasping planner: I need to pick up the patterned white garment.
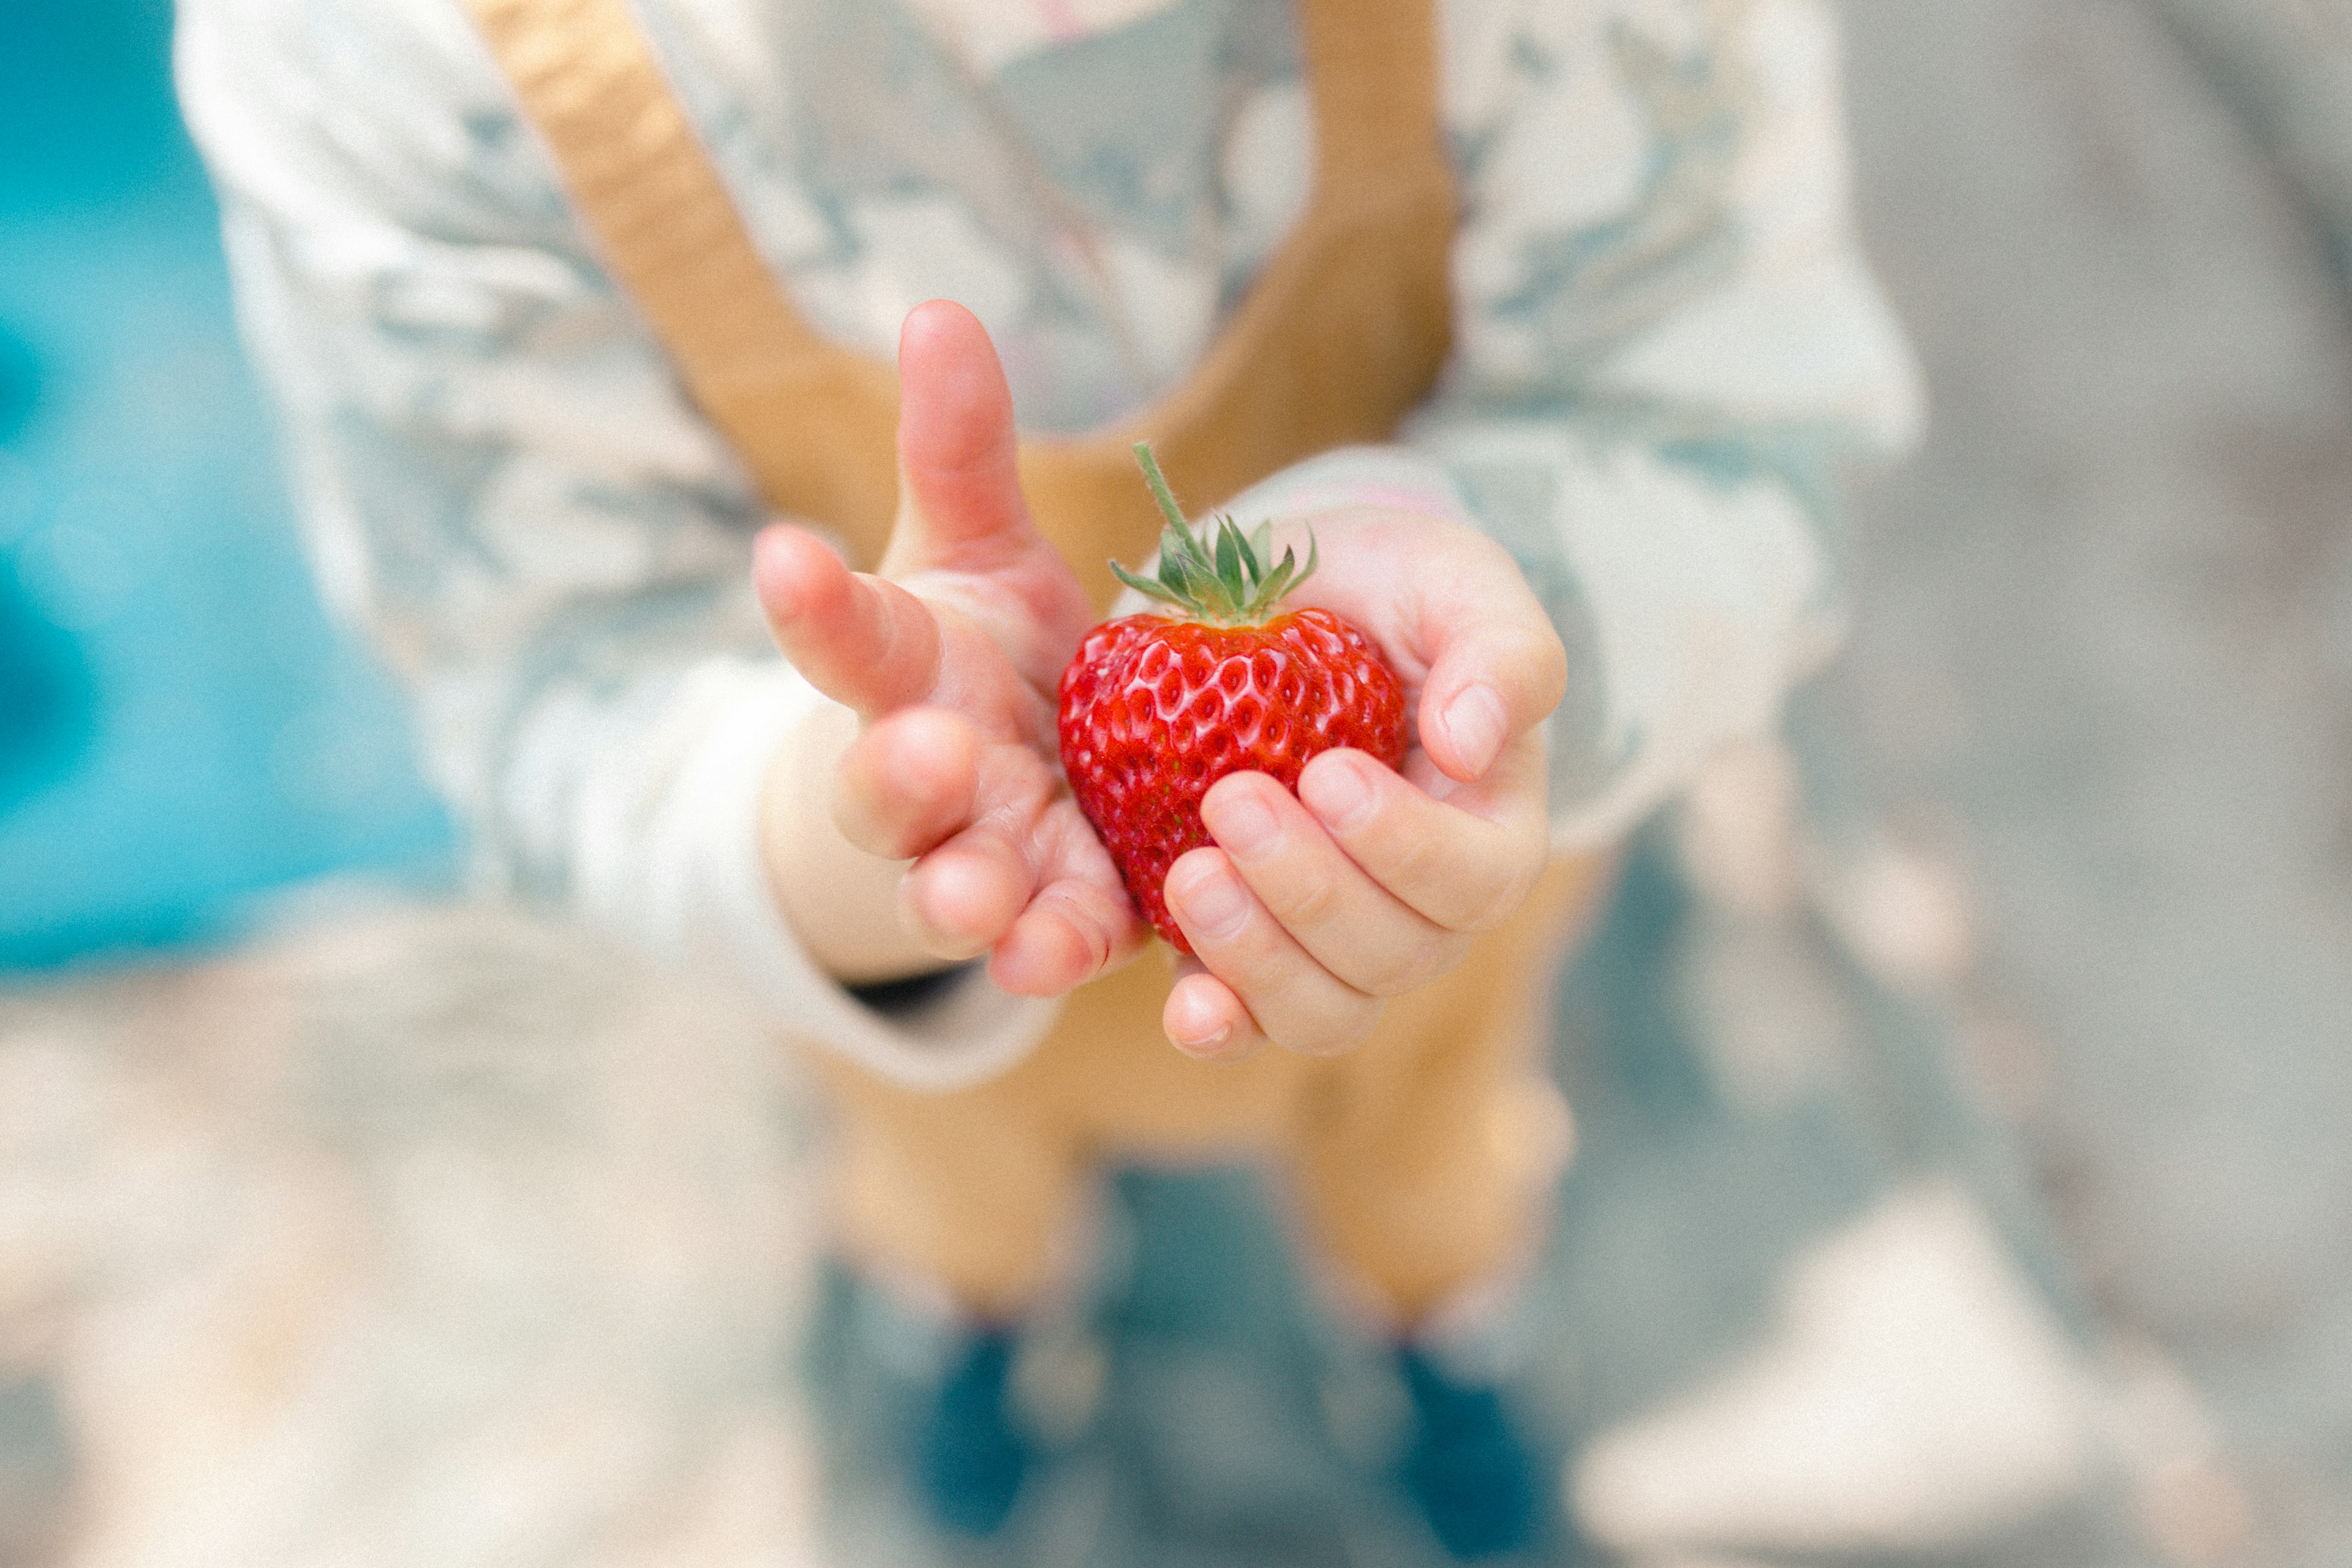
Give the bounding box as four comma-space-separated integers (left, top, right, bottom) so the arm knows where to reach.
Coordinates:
174, 0, 1921, 1085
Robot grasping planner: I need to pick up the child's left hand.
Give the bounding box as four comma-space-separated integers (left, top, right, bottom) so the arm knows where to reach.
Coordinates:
1157, 504, 1567, 1061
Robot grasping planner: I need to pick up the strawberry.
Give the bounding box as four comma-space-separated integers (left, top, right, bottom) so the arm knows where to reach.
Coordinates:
1057, 445, 1408, 952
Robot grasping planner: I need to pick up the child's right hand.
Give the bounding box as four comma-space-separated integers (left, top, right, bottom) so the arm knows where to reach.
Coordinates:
753, 300, 1149, 998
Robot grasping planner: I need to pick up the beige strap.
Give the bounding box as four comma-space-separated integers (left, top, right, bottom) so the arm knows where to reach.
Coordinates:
467, 0, 1455, 605
467, 0, 902, 538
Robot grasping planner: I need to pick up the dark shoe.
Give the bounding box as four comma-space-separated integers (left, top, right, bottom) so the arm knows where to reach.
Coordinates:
914, 1325, 1032, 1538
1395, 1345, 1548, 1560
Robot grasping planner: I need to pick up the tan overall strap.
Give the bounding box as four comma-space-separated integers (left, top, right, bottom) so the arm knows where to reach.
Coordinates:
466, 0, 1455, 606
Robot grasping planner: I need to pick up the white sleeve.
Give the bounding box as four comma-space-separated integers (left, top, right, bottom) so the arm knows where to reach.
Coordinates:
175, 0, 1058, 1087
1256, 0, 1925, 850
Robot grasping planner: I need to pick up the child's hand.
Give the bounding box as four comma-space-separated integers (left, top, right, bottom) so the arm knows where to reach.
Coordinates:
1158, 506, 1568, 1061
756, 300, 1566, 1051
755, 301, 1148, 998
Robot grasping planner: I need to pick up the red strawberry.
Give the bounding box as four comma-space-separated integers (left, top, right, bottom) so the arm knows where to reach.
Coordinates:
1058, 444, 1408, 952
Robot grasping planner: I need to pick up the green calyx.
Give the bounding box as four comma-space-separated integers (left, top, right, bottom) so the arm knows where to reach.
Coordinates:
1113, 441, 1318, 626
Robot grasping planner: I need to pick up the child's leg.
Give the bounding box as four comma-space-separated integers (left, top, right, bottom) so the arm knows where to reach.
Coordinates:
804, 950, 1317, 1317
1286, 1006, 1572, 1328
809, 1054, 1093, 1321
804, 1051, 1099, 1538
1292, 1055, 1571, 1326
1283, 854, 1608, 1561
1286, 853, 1606, 1325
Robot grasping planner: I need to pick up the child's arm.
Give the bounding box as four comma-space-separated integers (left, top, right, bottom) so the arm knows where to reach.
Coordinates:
759, 303, 1568, 1058
175, 2, 1065, 1091
1138, 1, 1928, 1058
1136, 3, 1925, 931
1379, 0, 1922, 851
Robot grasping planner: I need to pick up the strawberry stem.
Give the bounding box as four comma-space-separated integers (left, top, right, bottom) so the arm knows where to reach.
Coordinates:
1133, 441, 1190, 535
1115, 442, 1318, 625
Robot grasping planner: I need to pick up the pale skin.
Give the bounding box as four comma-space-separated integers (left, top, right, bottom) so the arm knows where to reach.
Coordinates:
756, 300, 1567, 1061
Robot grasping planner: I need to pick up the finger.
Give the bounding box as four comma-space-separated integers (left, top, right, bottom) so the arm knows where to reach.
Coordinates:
887, 299, 1038, 578
1200, 771, 1464, 997
1164, 847, 1382, 1057
833, 707, 978, 859
891, 737, 1054, 957
898, 829, 1031, 962
900, 764, 1144, 987
1162, 962, 1265, 1063
1297, 738, 1551, 933
987, 803, 1149, 997
896, 726, 1120, 962
755, 524, 943, 715
1412, 552, 1568, 781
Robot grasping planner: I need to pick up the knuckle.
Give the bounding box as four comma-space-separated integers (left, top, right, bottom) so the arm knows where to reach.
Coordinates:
1450, 861, 1538, 934
1178, 902, 1256, 974
1383, 821, 1451, 891
836, 797, 906, 858
1297, 986, 1383, 1056
875, 794, 956, 859
1284, 1006, 1379, 1058
1270, 869, 1345, 932
1367, 933, 1468, 997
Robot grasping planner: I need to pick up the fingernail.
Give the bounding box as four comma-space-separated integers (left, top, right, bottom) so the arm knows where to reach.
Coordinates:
1210, 790, 1279, 858
1442, 684, 1506, 775
1301, 755, 1373, 831
1176, 864, 1250, 940
1166, 984, 1231, 1054
1175, 1019, 1232, 1056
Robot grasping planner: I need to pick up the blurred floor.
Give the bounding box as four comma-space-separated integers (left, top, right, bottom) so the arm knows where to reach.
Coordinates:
1829, 1, 2352, 1561
0, 907, 823, 1568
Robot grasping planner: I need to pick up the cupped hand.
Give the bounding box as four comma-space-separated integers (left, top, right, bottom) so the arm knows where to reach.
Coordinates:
753, 300, 1148, 997
1159, 506, 1569, 1060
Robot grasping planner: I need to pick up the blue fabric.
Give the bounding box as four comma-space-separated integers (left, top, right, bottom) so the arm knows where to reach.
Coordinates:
1396, 1347, 1554, 1562
0, 0, 451, 968
914, 1327, 1032, 1538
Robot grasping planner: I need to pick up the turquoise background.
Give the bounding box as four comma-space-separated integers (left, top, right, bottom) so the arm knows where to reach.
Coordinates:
0, 0, 454, 968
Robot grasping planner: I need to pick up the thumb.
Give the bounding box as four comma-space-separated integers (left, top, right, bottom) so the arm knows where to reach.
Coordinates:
1416, 585, 1569, 783
883, 300, 1039, 579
